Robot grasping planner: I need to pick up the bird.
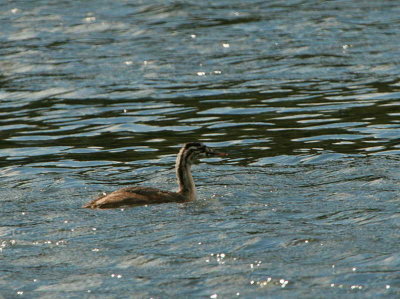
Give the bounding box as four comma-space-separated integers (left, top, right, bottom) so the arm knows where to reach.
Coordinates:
83, 142, 227, 209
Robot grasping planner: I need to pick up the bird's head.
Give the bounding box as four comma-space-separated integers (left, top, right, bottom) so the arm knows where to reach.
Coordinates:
179, 142, 227, 164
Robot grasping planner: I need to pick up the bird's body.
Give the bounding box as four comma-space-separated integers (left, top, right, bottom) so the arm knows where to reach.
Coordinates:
83, 142, 226, 209
83, 187, 187, 209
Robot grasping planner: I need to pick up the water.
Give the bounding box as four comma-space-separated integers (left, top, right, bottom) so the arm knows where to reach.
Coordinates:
1, 0, 399, 297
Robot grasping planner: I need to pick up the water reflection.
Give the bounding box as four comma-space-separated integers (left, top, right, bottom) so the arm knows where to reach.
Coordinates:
1, 78, 399, 167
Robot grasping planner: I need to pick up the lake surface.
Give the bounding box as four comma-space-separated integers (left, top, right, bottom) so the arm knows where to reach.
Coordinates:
1, 0, 399, 298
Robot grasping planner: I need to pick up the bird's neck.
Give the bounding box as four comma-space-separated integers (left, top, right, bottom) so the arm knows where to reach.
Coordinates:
176, 152, 197, 200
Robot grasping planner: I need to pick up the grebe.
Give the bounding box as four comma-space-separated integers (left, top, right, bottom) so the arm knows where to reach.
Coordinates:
83, 142, 227, 209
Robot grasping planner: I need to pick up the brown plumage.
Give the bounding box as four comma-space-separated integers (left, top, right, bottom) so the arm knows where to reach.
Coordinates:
83, 143, 227, 209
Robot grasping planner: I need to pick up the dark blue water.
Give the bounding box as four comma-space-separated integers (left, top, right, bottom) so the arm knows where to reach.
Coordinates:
1, 0, 399, 298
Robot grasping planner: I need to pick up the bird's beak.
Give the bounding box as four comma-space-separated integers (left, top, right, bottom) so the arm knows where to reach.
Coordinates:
205, 147, 228, 157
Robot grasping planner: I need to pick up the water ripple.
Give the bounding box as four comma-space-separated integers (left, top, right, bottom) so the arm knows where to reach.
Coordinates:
1, 0, 400, 297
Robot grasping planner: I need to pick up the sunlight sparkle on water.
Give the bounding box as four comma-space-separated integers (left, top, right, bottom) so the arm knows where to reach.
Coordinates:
280, 279, 289, 288
254, 277, 273, 287
84, 16, 96, 23
250, 261, 262, 269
